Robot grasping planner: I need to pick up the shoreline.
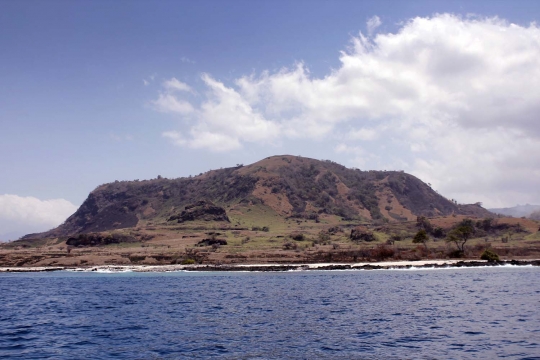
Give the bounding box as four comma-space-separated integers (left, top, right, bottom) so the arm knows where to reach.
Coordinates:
1, 259, 539, 273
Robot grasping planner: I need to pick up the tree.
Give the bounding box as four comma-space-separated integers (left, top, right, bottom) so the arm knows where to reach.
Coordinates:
413, 229, 429, 249
432, 227, 445, 238
446, 223, 475, 253
416, 216, 433, 233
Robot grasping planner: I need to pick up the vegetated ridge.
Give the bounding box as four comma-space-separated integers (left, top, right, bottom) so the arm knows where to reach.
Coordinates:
24, 155, 491, 239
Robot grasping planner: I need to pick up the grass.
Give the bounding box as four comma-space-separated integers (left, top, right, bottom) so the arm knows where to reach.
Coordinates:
228, 203, 291, 232
105, 242, 143, 248
3, 210, 539, 267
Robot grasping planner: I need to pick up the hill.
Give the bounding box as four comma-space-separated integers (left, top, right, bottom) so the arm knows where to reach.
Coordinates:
23, 155, 492, 239
488, 204, 540, 218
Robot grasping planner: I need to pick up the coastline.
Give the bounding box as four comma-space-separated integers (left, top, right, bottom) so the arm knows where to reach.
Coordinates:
1, 259, 539, 273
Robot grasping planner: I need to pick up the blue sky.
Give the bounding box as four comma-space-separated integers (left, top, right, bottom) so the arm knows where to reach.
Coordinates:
1, 0, 540, 240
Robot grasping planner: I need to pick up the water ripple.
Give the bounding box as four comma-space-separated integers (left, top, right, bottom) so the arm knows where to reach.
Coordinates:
0, 267, 539, 359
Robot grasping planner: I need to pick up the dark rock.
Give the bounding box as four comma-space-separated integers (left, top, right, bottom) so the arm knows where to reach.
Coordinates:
66, 233, 137, 247
197, 238, 228, 246
168, 200, 230, 223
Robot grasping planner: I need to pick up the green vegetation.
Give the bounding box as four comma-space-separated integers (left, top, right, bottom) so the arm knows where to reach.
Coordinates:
480, 249, 500, 262
413, 229, 429, 248
128, 255, 146, 263
446, 219, 475, 252
7, 156, 540, 268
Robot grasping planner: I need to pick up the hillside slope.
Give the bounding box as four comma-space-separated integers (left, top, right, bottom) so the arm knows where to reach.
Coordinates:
24, 155, 492, 239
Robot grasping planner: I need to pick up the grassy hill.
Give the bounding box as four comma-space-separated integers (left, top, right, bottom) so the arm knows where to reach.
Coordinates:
3, 156, 539, 267
23, 155, 491, 240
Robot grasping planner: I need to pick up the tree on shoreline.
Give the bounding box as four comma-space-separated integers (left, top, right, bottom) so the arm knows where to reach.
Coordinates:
446, 221, 475, 253
413, 229, 429, 249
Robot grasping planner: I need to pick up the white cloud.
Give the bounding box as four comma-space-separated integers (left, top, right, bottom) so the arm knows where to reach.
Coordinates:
152, 93, 194, 114
163, 77, 192, 92
162, 130, 186, 146
188, 131, 242, 152
153, 14, 540, 206
347, 127, 380, 141
143, 74, 157, 86
159, 74, 281, 150
367, 15, 382, 35
162, 129, 242, 152
0, 195, 77, 240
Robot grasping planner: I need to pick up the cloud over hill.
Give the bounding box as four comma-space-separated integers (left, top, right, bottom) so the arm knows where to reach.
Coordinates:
154, 14, 540, 207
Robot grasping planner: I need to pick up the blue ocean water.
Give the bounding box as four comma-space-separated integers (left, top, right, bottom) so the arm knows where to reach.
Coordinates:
1, 267, 539, 359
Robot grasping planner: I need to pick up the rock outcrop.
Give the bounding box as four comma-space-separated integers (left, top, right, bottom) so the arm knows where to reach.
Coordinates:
66, 233, 137, 247
168, 201, 230, 223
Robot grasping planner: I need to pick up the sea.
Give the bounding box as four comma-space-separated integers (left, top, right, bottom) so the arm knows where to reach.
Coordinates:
1, 266, 539, 359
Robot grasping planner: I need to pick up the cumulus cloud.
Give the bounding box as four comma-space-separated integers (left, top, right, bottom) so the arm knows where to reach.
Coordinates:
164, 78, 193, 92
152, 93, 194, 114
0, 195, 77, 241
159, 73, 281, 150
151, 78, 194, 114
367, 15, 382, 35
154, 14, 540, 206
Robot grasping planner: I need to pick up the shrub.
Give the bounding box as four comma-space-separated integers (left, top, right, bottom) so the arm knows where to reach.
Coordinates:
350, 227, 377, 242
327, 226, 342, 234
480, 249, 500, 262
318, 231, 331, 242
447, 249, 463, 258
390, 234, 402, 242
129, 255, 146, 263
290, 233, 305, 241
432, 227, 445, 238
371, 245, 395, 261
181, 258, 196, 265
283, 242, 298, 250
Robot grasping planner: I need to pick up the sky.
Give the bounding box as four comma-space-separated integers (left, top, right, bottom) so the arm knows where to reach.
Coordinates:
1, 0, 540, 240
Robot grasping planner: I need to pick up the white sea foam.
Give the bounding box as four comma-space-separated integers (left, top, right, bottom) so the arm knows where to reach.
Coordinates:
1, 261, 537, 273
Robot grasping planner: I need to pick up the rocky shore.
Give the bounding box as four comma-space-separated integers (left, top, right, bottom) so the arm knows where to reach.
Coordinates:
1, 259, 539, 273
